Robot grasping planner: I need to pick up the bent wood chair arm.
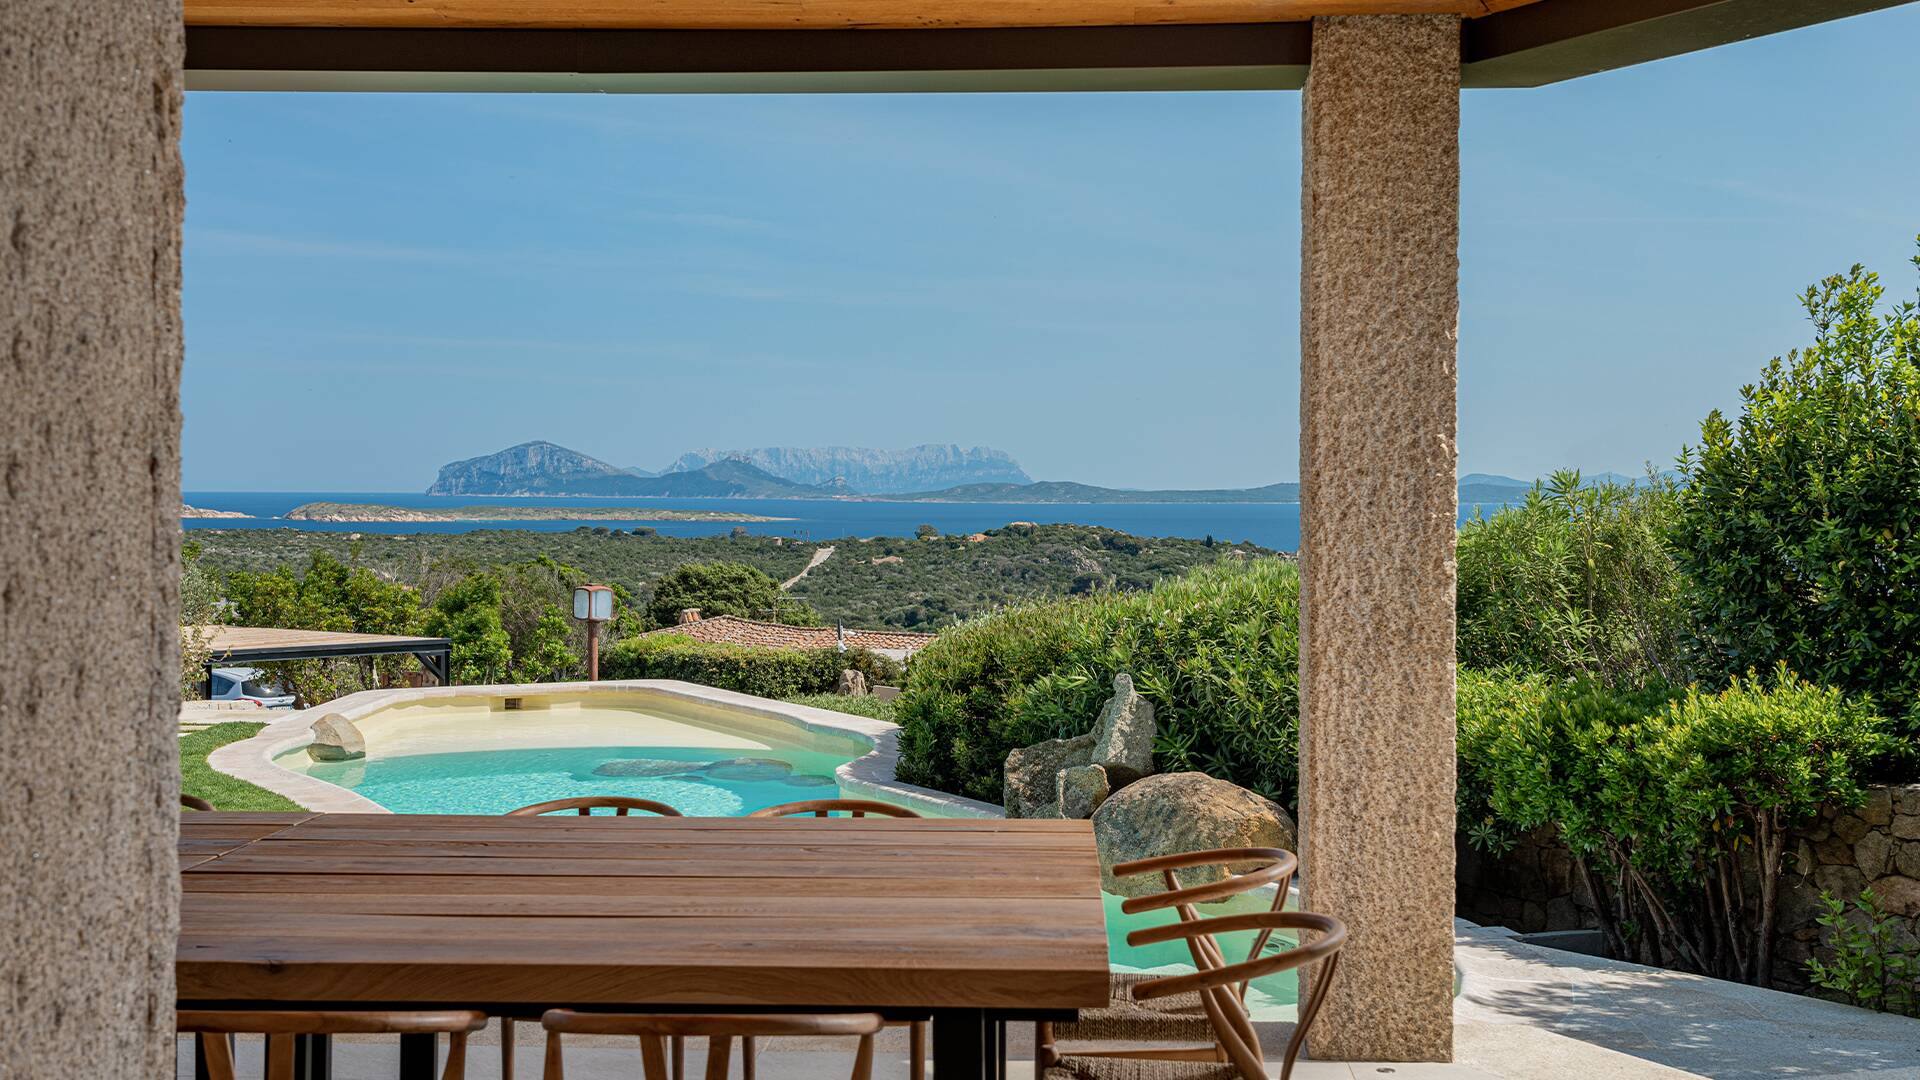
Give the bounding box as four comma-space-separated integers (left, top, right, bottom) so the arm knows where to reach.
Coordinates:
1112, 847, 1297, 914
180, 1010, 487, 1080
746, 798, 921, 818
181, 794, 216, 812
505, 796, 683, 817
540, 1011, 883, 1080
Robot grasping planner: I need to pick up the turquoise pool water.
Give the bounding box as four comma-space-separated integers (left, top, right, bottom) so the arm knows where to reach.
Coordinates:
1102, 889, 1299, 1012
301, 743, 855, 817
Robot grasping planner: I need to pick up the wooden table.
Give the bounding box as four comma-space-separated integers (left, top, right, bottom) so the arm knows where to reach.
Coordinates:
179, 812, 1111, 1079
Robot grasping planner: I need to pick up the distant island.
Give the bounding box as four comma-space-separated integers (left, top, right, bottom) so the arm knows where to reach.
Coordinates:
283, 502, 786, 523
416, 440, 1601, 505
181, 504, 251, 519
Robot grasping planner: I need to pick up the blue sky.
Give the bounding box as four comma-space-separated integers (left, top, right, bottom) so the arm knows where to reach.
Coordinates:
182, 7, 1920, 492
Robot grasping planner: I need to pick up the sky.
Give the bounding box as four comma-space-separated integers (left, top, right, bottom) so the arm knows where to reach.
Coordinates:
181, 7, 1920, 492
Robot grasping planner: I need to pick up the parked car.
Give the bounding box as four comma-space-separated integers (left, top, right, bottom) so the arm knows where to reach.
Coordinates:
206, 666, 296, 708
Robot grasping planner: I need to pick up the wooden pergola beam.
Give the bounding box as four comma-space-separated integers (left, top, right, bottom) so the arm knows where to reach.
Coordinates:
185, 0, 1540, 31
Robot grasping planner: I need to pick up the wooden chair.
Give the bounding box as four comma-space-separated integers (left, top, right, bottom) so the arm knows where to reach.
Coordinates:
505, 796, 684, 817
181, 794, 215, 811
498, 795, 686, 1077
540, 1010, 885, 1080
747, 798, 925, 1079
747, 798, 921, 819
178, 1009, 486, 1080
1038, 847, 1333, 1080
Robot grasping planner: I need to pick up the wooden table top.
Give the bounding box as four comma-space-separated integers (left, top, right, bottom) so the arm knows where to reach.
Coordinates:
178, 812, 1111, 1013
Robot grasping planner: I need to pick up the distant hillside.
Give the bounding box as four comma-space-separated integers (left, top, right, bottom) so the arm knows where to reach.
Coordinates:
668, 444, 1030, 494
884, 480, 1303, 504
428, 441, 642, 496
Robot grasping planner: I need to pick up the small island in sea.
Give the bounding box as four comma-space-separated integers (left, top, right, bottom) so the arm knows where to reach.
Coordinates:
181, 504, 252, 519
282, 502, 788, 524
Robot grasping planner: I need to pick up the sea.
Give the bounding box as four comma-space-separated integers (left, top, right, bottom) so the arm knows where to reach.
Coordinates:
181, 492, 1518, 554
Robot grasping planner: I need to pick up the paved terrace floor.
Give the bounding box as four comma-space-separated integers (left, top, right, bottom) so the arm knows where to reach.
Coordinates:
172, 924, 1920, 1078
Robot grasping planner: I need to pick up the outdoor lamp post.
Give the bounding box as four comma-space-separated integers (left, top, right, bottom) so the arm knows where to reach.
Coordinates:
572, 584, 614, 681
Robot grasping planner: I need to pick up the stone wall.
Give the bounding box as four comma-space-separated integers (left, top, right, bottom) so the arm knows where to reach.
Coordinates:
0, 1, 184, 1074
1457, 785, 1920, 993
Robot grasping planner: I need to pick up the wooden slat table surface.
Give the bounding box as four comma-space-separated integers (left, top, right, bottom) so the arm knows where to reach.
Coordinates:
177, 812, 1111, 1016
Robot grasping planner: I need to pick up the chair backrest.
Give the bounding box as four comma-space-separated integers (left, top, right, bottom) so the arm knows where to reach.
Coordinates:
746, 799, 920, 819
1126, 910, 1346, 1080
180, 1010, 486, 1080
181, 794, 215, 812
1110, 846, 1297, 999
540, 1010, 883, 1080
505, 796, 682, 817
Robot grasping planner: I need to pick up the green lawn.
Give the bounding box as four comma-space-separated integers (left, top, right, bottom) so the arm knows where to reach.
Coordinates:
780, 693, 898, 724
180, 722, 305, 812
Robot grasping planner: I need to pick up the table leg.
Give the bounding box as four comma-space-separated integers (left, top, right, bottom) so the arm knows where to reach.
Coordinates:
930, 1010, 1006, 1080
290, 1034, 332, 1080
399, 1032, 438, 1080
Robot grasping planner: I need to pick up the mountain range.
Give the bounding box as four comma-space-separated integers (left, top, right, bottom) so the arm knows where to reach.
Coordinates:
427, 441, 1634, 504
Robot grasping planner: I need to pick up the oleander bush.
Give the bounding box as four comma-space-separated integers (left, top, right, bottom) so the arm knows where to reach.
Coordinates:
599, 634, 902, 698
1457, 471, 1692, 689
1458, 663, 1894, 985
1675, 245, 1920, 727
894, 558, 1300, 806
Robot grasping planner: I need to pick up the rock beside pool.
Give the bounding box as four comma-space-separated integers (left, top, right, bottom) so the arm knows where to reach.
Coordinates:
594, 758, 706, 778
1091, 772, 1297, 898
1089, 673, 1156, 787
306, 714, 366, 762
704, 758, 793, 782
1003, 732, 1094, 818
1058, 764, 1111, 819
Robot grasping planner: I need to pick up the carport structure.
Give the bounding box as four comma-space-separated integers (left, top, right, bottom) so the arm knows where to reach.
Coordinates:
198, 625, 454, 693
3, 0, 1914, 1075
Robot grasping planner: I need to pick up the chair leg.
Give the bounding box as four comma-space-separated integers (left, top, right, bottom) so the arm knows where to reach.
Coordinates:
443, 1032, 469, 1080
851, 1033, 875, 1080
742, 1034, 756, 1080
1034, 1022, 1057, 1072
198, 1033, 238, 1080
672, 1034, 686, 1080
501, 1018, 515, 1080
544, 1030, 566, 1080
702, 1036, 732, 1080
641, 1035, 670, 1080
265, 1034, 296, 1080
909, 1022, 926, 1080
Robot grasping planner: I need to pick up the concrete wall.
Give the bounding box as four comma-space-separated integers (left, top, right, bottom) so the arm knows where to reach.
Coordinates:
1297, 13, 1461, 1063
0, 1, 184, 1074
1457, 785, 1920, 994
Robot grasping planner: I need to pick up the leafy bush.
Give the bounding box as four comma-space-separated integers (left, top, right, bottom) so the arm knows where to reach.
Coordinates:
781, 693, 899, 724
599, 634, 902, 698
1458, 664, 1894, 984
1807, 889, 1920, 1015
222, 551, 426, 704
1675, 246, 1920, 724
895, 559, 1300, 806
1457, 471, 1691, 688
647, 561, 818, 628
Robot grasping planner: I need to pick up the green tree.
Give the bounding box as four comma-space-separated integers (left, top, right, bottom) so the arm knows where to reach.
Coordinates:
647, 561, 818, 628
916, 524, 939, 540
424, 572, 513, 684
222, 551, 424, 703
1675, 243, 1920, 723
514, 603, 581, 682
1456, 471, 1690, 688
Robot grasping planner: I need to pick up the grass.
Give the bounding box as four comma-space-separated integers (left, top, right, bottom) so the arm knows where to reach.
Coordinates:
180, 721, 305, 812
780, 693, 899, 724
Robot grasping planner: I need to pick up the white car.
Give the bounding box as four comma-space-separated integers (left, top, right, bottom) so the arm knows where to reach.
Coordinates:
206, 666, 296, 708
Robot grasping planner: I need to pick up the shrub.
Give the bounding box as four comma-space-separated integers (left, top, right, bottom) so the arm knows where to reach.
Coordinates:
781, 693, 899, 724
1675, 245, 1920, 724
1458, 664, 1894, 984
646, 561, 818, 628
599, 634, 902, 698
1807, 889, 1920, 1015
1457, 471, 1691, 689
894, 559, 1300, 806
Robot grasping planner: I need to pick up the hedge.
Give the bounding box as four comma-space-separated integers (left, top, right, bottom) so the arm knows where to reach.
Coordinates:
598, 634, 903, 698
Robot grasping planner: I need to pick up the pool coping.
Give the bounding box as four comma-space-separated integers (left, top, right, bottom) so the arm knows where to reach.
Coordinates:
206, 679, 1006, 819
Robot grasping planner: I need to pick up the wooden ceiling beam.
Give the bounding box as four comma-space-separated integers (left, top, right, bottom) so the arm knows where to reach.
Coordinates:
184, 0, 1537, 31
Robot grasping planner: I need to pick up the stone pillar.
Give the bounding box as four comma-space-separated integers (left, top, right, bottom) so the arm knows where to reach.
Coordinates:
1297, 14, 1459, 1063
1, 1, 184, 1075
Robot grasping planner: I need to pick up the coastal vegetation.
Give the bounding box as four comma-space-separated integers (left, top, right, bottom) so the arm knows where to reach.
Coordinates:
600, 635, 903, 698
283, 502, 780, 523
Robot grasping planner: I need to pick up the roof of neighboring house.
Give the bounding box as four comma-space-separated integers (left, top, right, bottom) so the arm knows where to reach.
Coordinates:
642, 615, 937, 657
